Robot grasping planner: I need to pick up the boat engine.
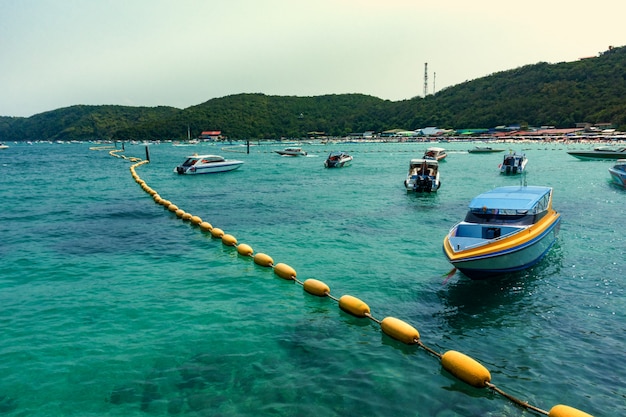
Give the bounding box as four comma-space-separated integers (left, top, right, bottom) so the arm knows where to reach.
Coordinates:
176, 166, 186, 174
413, 175, 432, 192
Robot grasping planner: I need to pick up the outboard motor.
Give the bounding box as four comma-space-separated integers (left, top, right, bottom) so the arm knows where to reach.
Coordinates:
176, 166, 185, 174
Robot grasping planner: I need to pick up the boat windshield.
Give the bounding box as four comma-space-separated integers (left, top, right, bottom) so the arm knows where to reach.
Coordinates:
182, 158, 199, 167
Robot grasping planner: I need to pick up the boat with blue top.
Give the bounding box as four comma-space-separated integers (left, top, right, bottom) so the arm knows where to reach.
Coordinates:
608, 159, 626, 187
443, 186, 560, 279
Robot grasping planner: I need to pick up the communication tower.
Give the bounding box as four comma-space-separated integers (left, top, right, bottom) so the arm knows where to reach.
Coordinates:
423, 63, 428, 97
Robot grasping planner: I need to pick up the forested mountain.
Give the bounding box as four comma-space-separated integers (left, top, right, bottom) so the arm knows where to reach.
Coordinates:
2, 46, 625, 142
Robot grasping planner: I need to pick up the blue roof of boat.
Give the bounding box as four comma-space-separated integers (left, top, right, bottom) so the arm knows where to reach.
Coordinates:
468, 186, 552, 211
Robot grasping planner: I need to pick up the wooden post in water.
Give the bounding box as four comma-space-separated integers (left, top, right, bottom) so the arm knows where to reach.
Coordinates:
145, 145, 150, 162
247, 139, 250, 154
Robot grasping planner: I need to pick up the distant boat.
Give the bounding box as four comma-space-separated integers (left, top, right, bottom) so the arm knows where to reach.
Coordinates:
499, 152, 527, 175
403, 158, 441, 192
608, 159, 626, 187
443, 186, 561, 279
0, 143, 8, 150
423, 146, 447, 161
567, 147, 626, 160
468, 146, 504, 153
174, 154, 244, 175
275, 147, 307, 156
324, 151, 352, 168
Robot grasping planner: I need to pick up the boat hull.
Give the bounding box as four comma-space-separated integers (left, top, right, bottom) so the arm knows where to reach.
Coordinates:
443, 214, 560, 279
567, 151, 626, 160
325, 156, 352, 168
609, 166, 626, 187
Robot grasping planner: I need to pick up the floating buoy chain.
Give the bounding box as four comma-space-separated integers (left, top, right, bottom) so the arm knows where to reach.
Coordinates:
121, 157, 596, 417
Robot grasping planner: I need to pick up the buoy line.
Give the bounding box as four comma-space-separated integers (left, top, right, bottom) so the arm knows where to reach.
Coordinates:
107, 148, 594, 417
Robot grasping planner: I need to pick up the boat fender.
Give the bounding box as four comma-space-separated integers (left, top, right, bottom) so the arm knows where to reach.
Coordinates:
210, 227, 224, 238
380, 317, 420, 344
441, 350, 491, 388
190, 215, 203, 225
181, 212, 192, 221
253, 253, 274, 267
548, 404, 594, 417
222, 234, 237, 246
175, 209, 186, 218
303, 278, 330, 297
338, 295, 370, 318
167, 204, 179, 212
199, 221, 213, 232
236, 243, 254, 256
274, 263, 296, 280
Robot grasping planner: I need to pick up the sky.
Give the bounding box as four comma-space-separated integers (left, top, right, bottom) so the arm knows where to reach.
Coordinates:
1, 0, 624, 118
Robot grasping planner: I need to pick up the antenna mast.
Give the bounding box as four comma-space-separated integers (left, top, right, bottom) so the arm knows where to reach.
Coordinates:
433, 72, 436, 94
423, 63, 428, 97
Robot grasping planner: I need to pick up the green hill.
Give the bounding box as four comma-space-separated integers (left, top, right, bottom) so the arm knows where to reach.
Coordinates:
2, 45, 625, 142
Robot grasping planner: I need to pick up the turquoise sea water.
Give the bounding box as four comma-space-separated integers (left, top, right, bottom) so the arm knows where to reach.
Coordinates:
0, 140, 624, 416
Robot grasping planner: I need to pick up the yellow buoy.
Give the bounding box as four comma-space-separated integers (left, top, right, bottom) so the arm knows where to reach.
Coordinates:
152, 194, 160, 201
222, 234, 237, 246
210, 227, 224, 238
274, 263, 296, 280
338, 295, 370, 318
236, 243, 253, 256
175, 209, 185, 218
190, 215, 202, 225
160, 200, 172, 207
441, 350, 491, 388
549, 405, 594, 417
168, 204, 179, 212
303, 279, 330, 297
182, 212, 192, 221
253, 253, 274, 267
199, 221, 213, 232
380, 317, 420, 344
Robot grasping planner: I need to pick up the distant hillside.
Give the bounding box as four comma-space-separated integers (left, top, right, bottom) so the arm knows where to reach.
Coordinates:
1, 45, 625, 142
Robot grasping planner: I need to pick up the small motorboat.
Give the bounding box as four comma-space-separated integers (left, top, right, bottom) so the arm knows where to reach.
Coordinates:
608, 159, 626, 187
0, 143, 8, 150
423, 146, 447, 161
468, 146, 504, 153
404, 158, 440, 192
275, 147, 307, 156
567, 147, 626, 160
443, 186, 561, 279
324, 151, 352, 168
174, 154, 244, 175
499, 152, 527, 175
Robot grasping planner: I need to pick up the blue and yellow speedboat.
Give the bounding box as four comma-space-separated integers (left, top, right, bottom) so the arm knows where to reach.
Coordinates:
443, 186, 561, 279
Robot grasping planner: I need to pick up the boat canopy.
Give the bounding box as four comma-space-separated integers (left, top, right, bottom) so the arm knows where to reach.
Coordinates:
468, 186, 552, 215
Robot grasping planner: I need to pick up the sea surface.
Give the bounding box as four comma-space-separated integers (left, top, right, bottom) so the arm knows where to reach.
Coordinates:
0, 140, 624, 416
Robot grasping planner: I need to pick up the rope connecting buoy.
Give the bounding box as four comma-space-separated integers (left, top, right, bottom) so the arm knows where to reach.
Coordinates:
380, 317, 420, 345
253, 253, 274, 267
338, 295, 371, 318
199, 221, 213, 232
210, 227, 224, 238
303, 278, 330, 297
441, 350, 491, 388
274, 263, 296, 280
548, 405, 594, 417
222, 234, 238, 247
236, 243, 254, 256
108, 152, 598, 417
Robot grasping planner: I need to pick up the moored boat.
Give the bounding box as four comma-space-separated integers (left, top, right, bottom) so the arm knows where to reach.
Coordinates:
567, 147, 626, 160
174, 154, 244, 175
0, 143, 8, 150
442, 186, 561, 279
275, 147, 307, 156
499, 151, 527, 175
324, 151, 352, 168
608, 159, 626, 187
404, 158, 440, 192
423, 146, 447, 161
468, 146, 504, 153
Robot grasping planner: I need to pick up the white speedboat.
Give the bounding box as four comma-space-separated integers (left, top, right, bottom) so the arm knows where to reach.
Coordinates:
609, 159, 626, 187
423, 147, 447, 161
174, 154, 244, 175
567, 147, 626, 160
0, 143, 8, 150
499, 152, 527, 175
468, 146, 504, 153
324, 151, 352, 168
275, 147, 307, 156
443, 186, 561, 279
404, 158, 440, 192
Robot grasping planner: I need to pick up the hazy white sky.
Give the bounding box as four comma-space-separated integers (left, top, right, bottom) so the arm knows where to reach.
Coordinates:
1, 0, 624, 117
